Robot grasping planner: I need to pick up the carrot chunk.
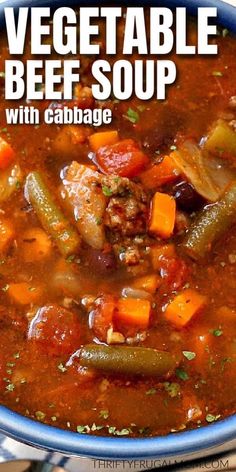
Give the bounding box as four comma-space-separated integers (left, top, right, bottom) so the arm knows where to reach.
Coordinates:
0, 219, 15, 253
0, 137, 15, 170
165, 289, 206, 328
116, 298, 151, 328
140, 156, 180, 190
149, 192, 176, 239
8, 283, 42, 305
132, 274, 161, 294
89, 131, 119, 152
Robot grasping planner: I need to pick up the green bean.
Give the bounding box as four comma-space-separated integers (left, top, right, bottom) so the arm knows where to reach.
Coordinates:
25, 172, 81, 257
79, 344, 177, 377
183, 181, 236, 260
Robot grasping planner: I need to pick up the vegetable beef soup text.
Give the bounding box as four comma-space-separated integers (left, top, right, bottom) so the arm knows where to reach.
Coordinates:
0, 18, 236, 437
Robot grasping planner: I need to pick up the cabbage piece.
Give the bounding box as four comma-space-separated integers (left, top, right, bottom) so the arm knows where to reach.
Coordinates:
204, 120, 236, 157
61, 161, 106, 249
170, 141, 236, 202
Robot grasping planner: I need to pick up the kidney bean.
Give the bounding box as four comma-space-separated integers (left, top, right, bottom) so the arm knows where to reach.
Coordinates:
173, 181, 204, 212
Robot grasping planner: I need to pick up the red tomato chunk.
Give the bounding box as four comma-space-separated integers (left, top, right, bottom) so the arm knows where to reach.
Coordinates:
96, 139, 149, 177
28, 305, 81, 356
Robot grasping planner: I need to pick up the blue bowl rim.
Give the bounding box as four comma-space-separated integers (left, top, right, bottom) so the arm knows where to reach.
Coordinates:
0, 0, 236, 460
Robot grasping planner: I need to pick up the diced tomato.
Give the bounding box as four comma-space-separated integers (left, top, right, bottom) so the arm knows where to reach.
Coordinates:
28, 305, 81, 356
96, 139, 149, 177
0, 137, 15, 170
160, 257, 188, 292
90, 295, 116, 342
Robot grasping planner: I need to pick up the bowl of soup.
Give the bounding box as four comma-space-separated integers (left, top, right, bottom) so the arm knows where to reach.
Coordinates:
0, 0, 236, 462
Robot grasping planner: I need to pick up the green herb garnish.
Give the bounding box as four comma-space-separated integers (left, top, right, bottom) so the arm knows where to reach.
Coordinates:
35, 411, 46, 421
95, 217, 102, 226
212, 71, 223, 77
66, 254, 75, 263
124, 108, 139, 124
210, 328, 223, 337
206, 413, 221, 423
164, 382, 180, 398
146, 387, 157, 395
91, 423, 104, 432
99, 409, 109, 420
76, 425, 90, 434
58, 363, 67, 373
102, 185, 113, 197
176, 368, 189, 381
182, 351, 196, 361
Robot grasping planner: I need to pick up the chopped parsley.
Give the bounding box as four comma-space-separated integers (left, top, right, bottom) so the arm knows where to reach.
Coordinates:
210, 328, 223, 337
107, 426, 115, 434
146, 387, 157, 395
115, 428, 131, 436
212, 71, 223, 77
206, 414, 221, 423
76, 424, 132, 436
108, 426, 131, 436
77, 424, 99, 434
6, 383, 15, 392
35, 411, 46, 421
99, 409, 109, 419
91, 423, 104, 432
176, 368, 189, 381
58, 363, 67, 373
66, 254, 75, 263
222, 28, 229, 37
102, 185, 113, 197
95, 217, 102, 226
182, 351, 196, 361
170, 145, 177, 151
138, 426, 150, 435
164, 382, 180, 398
124, 107, 139, 124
